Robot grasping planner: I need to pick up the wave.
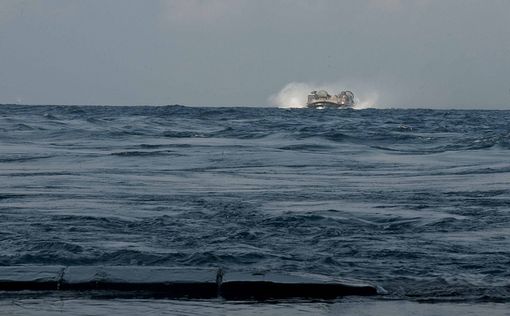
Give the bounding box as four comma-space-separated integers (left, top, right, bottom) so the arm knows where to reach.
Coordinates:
110, 150, 182, 157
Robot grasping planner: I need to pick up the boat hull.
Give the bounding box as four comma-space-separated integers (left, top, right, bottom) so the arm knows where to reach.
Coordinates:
306, 101, 353, 109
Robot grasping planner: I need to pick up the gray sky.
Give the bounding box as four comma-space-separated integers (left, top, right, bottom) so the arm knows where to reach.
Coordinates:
1, 0, 509, 108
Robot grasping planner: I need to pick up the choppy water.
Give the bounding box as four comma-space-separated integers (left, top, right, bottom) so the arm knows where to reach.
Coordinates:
1, 105, 509, 303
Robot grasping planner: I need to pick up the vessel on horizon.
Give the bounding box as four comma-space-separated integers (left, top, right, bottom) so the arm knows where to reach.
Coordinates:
306, 90, 355, 109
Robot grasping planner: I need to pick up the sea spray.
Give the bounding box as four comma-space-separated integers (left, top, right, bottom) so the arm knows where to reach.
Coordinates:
269, 82, 315, 108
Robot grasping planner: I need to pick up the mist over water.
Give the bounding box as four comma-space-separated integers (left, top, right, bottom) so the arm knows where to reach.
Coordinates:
269, 82, 380, 109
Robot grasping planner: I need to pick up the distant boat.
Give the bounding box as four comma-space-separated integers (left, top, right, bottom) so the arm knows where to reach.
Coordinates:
306, 90, 355, 109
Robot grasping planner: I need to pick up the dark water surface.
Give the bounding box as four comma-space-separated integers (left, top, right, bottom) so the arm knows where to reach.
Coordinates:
1, 297, 509, 316
1, 105, 509, 306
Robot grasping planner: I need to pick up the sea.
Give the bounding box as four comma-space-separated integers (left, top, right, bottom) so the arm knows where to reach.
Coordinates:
0, 105, 509, 315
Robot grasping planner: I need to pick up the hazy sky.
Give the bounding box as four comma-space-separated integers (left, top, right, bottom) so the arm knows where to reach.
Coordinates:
1, 0, 509, 108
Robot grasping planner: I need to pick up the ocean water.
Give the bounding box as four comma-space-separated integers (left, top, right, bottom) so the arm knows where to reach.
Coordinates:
1, 105, 509, 312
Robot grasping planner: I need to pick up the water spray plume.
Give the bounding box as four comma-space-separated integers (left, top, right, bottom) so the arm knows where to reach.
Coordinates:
269, 82, 313, 108
354, 91, 379, 110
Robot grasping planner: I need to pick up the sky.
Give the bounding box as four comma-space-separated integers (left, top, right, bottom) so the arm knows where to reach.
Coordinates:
0, 0, 509, 108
